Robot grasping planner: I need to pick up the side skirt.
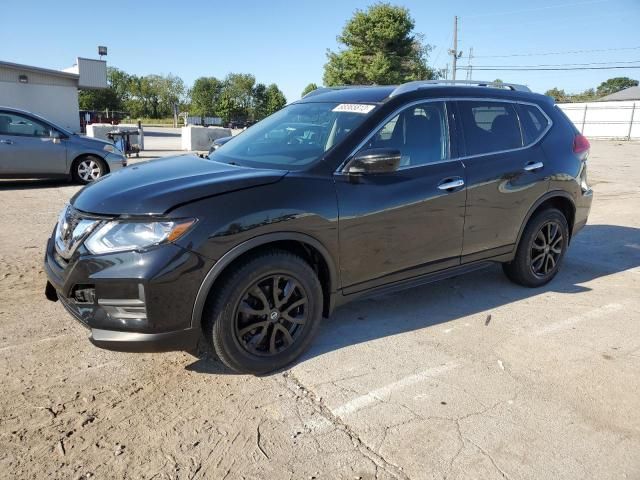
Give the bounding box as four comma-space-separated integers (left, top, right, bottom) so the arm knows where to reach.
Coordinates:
334, 260, 496, 308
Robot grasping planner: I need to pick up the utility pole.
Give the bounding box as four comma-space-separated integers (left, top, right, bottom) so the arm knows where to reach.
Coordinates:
448, 16, 462, 80
466, 47, 474, 80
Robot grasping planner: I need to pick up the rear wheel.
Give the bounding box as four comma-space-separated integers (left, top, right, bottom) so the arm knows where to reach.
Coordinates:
204, 250, 323, 374
503, 208, 569, 287
72, 155, 106, 184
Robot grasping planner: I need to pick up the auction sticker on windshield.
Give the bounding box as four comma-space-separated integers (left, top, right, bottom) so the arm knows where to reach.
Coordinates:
332, 104, 376, 114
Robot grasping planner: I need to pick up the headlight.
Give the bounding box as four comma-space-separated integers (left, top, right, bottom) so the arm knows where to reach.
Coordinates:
84, 218, 196, 255
103, 144, 122, 155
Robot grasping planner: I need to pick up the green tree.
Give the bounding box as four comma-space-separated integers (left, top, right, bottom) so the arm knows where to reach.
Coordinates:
323, 3, 435, 86
265, 84, 287, 115
301, 83, 319, 97
217, 73, 256, 122
572, 88, 597, 102
252, 83, 268, 120
190, 77, 223, 117
545, 88, 568, 102
78, 88, 121, 112
157, 73, 185, 116
78, 67, 131, 112
596, 77, 639, 97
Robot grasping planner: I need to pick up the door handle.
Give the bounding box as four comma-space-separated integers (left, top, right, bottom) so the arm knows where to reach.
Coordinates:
437, 178, 465, 191
524, 161, 543, 171
0, 139, 13, 145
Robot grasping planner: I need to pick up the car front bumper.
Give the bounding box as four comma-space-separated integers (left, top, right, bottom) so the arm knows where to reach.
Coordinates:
44, 237, 211, 352
105, 152, 127, 172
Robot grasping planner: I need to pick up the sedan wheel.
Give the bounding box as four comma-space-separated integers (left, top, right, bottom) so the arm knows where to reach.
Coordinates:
73, 157, 105, 184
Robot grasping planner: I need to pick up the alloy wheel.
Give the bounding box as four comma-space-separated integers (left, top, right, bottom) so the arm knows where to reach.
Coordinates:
77, 159, 102, 182
530, 221, 563, 277
233, 274, 308, 356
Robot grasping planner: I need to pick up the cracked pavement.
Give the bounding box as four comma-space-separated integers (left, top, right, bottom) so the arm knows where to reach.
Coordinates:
1, 140, 639, 479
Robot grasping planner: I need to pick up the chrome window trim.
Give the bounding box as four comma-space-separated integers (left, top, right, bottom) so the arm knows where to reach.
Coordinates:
335, 97, 552, 174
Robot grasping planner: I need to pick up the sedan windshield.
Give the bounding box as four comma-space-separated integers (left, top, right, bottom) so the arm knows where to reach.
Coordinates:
208, 102, 377, 169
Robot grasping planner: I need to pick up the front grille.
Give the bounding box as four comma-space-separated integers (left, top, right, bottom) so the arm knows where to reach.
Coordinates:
54, 205, 100, 260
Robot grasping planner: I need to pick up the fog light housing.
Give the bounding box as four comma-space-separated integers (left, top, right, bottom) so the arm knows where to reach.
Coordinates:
72, 285, 96, 304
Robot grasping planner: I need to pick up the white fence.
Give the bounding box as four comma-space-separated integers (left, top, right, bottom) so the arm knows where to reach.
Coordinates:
557, 101, 639, 140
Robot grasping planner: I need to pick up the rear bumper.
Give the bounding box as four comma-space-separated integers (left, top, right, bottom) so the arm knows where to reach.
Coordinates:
573, 187, 593, 236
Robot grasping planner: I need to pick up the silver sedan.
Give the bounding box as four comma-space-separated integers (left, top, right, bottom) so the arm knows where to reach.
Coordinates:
0, 107, 126, 184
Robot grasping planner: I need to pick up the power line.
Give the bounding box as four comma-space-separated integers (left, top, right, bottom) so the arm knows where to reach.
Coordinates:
464, 0, 610, 19
457, 65, 640, 71
473, 60, 640, 68
474, 46, 640, 59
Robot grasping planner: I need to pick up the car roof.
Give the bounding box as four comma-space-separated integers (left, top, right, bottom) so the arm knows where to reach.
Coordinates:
0, 106, 38, 116
297, 82, 550, 105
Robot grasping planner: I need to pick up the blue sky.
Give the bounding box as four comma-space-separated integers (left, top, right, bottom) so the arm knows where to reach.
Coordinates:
2, 0, 639, 102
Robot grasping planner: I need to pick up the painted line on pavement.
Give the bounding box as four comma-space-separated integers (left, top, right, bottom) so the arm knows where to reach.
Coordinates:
535, 302, 625, 336
305, 362, 458, 431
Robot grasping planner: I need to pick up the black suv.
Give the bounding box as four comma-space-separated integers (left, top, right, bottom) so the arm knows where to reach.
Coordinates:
45, 80, 592, 374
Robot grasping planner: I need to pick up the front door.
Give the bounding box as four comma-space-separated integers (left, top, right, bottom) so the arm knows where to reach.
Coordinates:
0, 111, 67, 175
335, 101, 467, 293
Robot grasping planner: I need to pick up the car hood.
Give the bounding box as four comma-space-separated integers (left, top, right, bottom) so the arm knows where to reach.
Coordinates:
71, 154, 288, 216
75, 135, 113, 148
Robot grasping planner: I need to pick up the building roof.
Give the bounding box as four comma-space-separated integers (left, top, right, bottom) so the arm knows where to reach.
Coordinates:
600, 86, 640, 101
0, 60, 79, 80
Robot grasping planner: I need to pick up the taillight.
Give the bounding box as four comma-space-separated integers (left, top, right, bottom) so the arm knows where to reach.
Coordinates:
573, 134, 590, 159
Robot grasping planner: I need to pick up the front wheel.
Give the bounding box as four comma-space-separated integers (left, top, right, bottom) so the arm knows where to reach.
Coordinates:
204, 250, 323, 374
72, 156, 106, 184
503, 208, 569, 287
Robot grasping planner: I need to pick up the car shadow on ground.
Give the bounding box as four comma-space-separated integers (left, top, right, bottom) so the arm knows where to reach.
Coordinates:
0, 179, 74, 190
186, 223, 639, 375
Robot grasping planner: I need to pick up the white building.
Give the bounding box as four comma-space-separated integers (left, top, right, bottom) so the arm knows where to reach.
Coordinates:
0, 58, 107, 133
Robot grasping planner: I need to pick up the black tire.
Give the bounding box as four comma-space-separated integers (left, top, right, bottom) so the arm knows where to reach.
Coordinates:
203, 250, 323, 374
72, 155, 106, 184
502, 208, 569, 287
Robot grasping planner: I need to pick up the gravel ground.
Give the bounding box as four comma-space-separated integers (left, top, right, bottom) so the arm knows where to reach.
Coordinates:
0, 140, 638, 479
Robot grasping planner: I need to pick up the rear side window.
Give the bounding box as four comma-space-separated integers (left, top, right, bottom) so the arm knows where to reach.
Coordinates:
457, 101, 523, 156
518, 104, 550, 144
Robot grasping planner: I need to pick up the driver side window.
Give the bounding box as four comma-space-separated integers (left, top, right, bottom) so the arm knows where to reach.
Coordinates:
0, 112, 52, 137
366, 101, 449, 168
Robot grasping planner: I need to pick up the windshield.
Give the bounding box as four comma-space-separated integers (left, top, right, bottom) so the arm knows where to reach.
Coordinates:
208, 102, 377, 169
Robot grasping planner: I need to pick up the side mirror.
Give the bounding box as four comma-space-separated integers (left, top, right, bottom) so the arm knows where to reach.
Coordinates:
345, 148, 401, 175
50, 130, 65, 143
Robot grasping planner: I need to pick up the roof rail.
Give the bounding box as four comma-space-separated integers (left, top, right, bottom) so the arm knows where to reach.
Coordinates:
389, 80, 531, 97
302, 85, 380, 98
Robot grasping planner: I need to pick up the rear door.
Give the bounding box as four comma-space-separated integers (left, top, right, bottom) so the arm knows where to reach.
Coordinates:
335, 100, 467, 293
454, 99, 550, 261
0, 111, 67, 175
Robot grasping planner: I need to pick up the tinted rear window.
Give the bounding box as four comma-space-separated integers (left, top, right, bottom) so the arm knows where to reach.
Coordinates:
458, 101, 523, 156
518, 104, 550, 144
